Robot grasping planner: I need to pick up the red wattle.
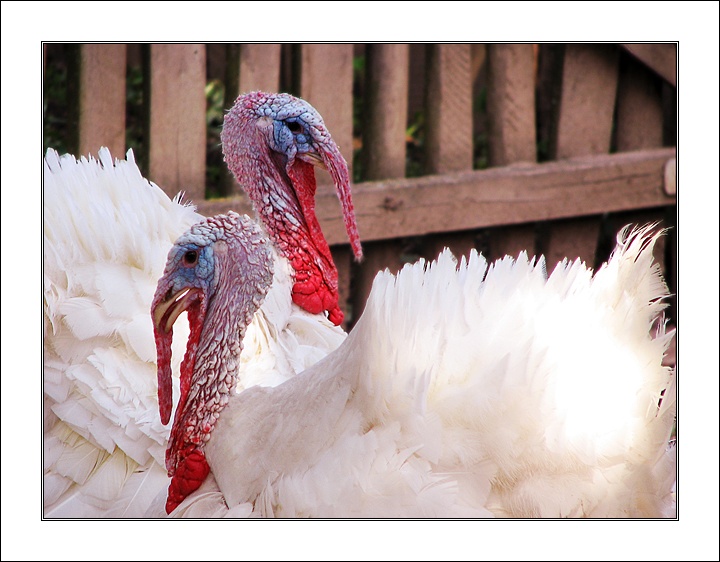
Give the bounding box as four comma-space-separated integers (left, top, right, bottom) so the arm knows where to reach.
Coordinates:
165, 447, 211, 514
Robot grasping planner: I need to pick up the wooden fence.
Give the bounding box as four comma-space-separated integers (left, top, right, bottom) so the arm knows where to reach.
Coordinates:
43, 43, 677, 330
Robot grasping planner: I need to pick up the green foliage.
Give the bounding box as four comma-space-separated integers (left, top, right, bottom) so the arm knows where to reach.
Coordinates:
351, 53, 365, 184
125, 65, 144, 169
205, 79, 227, 198
43, 58, 70, 155
405, 110, 425, 178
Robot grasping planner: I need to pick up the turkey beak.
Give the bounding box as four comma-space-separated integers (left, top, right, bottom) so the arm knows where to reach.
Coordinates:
152, 287, 201, 335
298, 151, 326, 170
300, 142, 363, 261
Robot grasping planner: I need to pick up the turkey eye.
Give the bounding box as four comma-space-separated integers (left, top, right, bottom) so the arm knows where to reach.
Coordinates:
287, 121, 302, 133
184, 250, 198, 265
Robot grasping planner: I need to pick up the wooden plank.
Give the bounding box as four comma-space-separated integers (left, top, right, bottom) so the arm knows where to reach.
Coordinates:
362, 44, 409, 181
223, 44, 282, 196
330, 246, 353, 330
198, 148, 677, 246
556, 44, 619, 158
615, 51, 664, 151
78, 44, 127, 158
487, 224, 537, 263
300, 44, 354, 191
541, 217, 601, 272
664, 157, 676, 196
350, 240, 407, 323
355, 44, 410, 325
607, 51, 665, 275
550, 44, 620, 266
239, 44, 281, 94
486, 44, 537, 166
422, 230, 480, 263
147, 44, 206, 202
484, 44, 537, 263
621, 44, 676, 87
424, 44, 473, 174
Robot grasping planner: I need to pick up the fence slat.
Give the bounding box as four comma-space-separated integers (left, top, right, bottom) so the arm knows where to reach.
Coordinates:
421, 44, 476, 266
425, 44, 473, 174
148, 44, 206, 202
487, 224, 537, 263
362, 44, 409, 181
300, 44, 354, 192
484, 43, 538, 261
239, 44, 281, 94
621, 44, 676, 86
486, 44, 537, 166
615, 53, 664, 151
222, 44, 283, 196
78, 44, 127, 158
352, 44, 411, 320
555, 44, 618, 159
350, 240, 407, 324
330, 246, 353, 329
545, 44, 619, 267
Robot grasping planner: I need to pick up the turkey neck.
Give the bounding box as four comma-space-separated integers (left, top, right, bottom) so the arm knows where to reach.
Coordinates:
224, 113, 345, 325
165, 239, 271, 513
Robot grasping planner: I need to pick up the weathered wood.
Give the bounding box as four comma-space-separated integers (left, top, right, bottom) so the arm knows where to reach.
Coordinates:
300, 44, 354, 191
330, 245, 353, 330
621, 43, 676, 87
362, 44, 409, 181
487, 224, 537, 263
350, 240, 407, 322
556, 44, 619, 158
486, 44, 537, 166
425, 44, 473, 174
551, 44, 620, 266
664, 158, 676, 196
541, 218, 601, 271
616, 52, 664, 151
422, 231, 479, 263
78, 44, 127, 158
223, 44, 283, 195
239, 44, 281, 94
354, 44, 411, 325
147, 44, 206, 202
198, 148, 677, 246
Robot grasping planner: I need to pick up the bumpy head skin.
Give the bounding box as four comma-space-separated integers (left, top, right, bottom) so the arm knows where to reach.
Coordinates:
221, 91, 362, 325
152, 212, 274, 513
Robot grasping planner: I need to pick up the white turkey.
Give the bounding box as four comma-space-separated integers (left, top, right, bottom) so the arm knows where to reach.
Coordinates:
43, 92, 363, 517
154, 211, 676, 518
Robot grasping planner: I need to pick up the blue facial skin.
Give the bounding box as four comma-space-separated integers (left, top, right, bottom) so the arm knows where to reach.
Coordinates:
163, 239, 216, 300
272, 117, 314, 162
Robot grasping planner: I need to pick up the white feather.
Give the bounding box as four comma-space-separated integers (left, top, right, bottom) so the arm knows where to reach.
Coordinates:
198, 225, 675, 518
44, 148, 346, 517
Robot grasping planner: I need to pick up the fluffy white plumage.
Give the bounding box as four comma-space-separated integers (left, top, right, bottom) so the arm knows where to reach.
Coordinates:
171, 221, 676, 518
43, 148, 345, 517
44, 148, 675, 519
